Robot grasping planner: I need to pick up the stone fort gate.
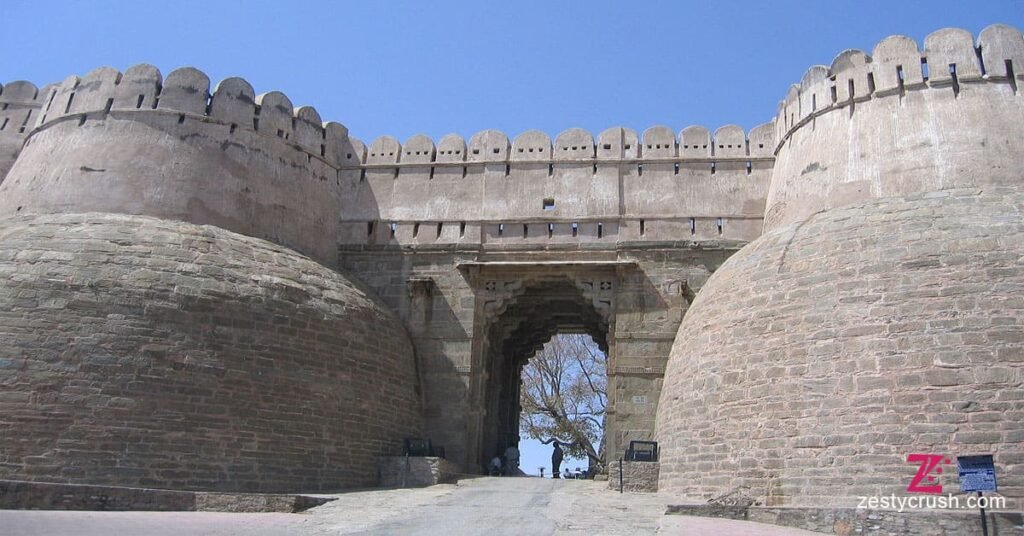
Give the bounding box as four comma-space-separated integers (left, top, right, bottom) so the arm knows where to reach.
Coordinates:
335, 126, 773, 470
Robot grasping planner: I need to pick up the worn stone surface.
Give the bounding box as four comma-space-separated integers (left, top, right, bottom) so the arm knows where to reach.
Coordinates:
656, 189, 1024, 506
668, 504, 1024, 536
379, 456, 458, 488
0, 479, 332, 513
0, 213, 421, 492
1, 478, 822, 535
608, 461, 659, 492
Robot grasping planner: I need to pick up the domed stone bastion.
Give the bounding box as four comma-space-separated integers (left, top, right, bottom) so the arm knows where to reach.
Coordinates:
655, 189, 1024, 506
0, 212, 421, 493
0, 65, 422, 493
656, 25, 1024, 507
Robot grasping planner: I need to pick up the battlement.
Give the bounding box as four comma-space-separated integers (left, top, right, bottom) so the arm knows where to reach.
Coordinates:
6, 25, 1019, 256
773, 24, 1023, 151
338, 123, 774, 248
348, 123, 775, 169
0, 80, 57, 180
766, 24, 1024, 229
0, 65, 356, 266
28, 65, 355, 170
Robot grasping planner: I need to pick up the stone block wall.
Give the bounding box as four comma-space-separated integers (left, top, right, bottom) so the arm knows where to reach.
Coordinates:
379, 456, 458, 487
338, 123, 773, 250
656, 189, 1024, 506
0, 213, 422, 493
608, 461, 659, 492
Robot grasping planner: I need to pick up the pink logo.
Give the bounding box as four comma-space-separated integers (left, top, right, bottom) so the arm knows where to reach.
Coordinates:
907, 454, 951, 494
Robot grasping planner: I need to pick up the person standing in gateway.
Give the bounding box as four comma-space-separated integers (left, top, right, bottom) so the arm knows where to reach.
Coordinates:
541, 438, 572, 478
551, 441, 564, 478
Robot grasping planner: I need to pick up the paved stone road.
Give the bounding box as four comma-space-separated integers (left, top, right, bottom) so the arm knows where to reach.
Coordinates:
1, 477, 821, 535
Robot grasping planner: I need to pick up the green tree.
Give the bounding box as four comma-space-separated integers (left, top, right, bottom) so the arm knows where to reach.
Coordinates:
520, 334, 607, 470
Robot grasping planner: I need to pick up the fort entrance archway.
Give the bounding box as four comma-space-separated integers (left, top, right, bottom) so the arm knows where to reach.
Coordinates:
334, 125, 770, 473
465, 265, 615, 468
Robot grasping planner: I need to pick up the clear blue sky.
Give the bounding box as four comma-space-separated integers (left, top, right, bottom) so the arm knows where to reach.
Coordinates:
3, 0, 1022, 146
2, 0, 1020, 477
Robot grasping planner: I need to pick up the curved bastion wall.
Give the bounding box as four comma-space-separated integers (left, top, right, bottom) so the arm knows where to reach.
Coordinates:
0, 65, 361, 267
765, 24, 1024, 231
0, 213, 422, 493
656, 189, 1024, 506
656, 25, 1024, 507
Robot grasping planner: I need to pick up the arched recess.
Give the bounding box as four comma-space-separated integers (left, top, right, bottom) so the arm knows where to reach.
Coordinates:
473, 274, 614, 466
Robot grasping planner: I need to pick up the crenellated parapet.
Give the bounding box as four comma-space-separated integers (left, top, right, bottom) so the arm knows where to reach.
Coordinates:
0, 65, 359, 266
338, 123, 775, 248
767, 24, 1024, 230
26, 65, 356, 168
350, 123, 774, 169
0, 80, 57, 181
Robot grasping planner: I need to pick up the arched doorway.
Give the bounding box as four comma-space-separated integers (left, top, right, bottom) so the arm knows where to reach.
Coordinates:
461, 265, 620, 471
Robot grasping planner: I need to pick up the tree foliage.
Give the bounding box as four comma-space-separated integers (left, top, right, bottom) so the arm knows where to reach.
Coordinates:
520, 333, 607, 469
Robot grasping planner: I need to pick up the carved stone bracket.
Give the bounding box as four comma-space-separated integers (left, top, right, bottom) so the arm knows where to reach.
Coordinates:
573, 276, 615, 322
479, 279, 525, 321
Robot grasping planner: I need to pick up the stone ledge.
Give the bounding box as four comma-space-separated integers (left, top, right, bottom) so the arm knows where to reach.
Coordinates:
608, 461, 659, 492
380, 456, 459, 488
0, 479, 334, 513
666, 504, 1024, 536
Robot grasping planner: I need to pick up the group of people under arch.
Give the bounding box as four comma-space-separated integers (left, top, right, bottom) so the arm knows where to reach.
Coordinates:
488, 438, 581, 478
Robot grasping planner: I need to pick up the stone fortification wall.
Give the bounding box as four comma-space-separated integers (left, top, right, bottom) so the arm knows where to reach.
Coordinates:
338, 122, 774, 247
766, 24, 1024, 230
0, 65, 359, 266
656, 189, 1024, 507
0, 80, 55, 181
0, 213, 422, 493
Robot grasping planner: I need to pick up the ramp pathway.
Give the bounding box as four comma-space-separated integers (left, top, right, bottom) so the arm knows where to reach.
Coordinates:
1, 477, 820, 535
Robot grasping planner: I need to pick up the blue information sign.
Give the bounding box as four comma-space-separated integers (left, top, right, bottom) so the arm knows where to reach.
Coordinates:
958, 455, 997, 493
